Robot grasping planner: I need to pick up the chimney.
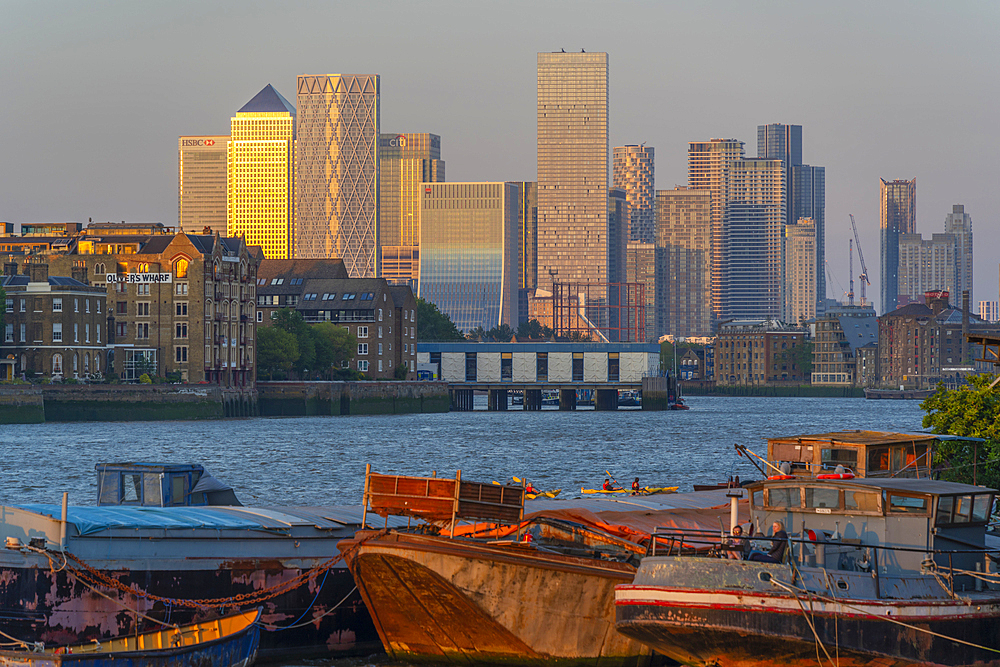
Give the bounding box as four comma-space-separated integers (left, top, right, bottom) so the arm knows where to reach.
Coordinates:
962, 290, 970, 364
3, 262, 17, 277
71, 263, 88, 284
924, 290, 949, 315
28, 262, 49, 283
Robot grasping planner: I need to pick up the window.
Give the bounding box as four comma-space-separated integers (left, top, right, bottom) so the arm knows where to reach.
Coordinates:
116, 322, 128, 338
52, 353, 63, 375
137, 284, 150, 296
73, 323, 79, 342
378, 360, 383, 372
378, 308, 383, 321
53, 298, 63, 312
176, 302, 188, 317
86, 299, 91, 313
4, 323, 11, 342
804, 487, 839, 510
256, 311, 263, 323
357, 326, 368, 338
378, 343, 383, 355
136, 322, 149, 339
303, 293, 317, 301
174, 258, 188, 278
175, 346, 188, 362
85, 323, 90, 342
120, 473, 142, 504
766, 487, 800, 508
378, 326, 383, 338
290, 278, 302, 286
19, 299, 25, 313
136, 302, 150, 317
360, 292, 374, 301
175, 283, 188, 296
20, 323, 26, 342
888, 494, 929, 514
5, 298, 12, 313
176, 322, 188, 339
821, 448, 858, 472
358, 343, 368, 355
358, 359, 369, 372
52, 323, 62, 342
342, 293, 356, 301
270, 278, 283, 285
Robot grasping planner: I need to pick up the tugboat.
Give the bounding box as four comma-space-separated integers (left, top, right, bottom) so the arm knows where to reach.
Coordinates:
615, 474, 1000, 666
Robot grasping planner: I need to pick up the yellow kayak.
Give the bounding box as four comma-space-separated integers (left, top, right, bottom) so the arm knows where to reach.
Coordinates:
581, 486, 679, 495
526, 489, 561, 500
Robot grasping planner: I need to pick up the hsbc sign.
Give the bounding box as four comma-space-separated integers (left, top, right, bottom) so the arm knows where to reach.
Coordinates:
182, 139, 218, 147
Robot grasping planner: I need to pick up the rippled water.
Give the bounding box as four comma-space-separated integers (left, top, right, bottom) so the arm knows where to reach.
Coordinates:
0, 396, 926, 666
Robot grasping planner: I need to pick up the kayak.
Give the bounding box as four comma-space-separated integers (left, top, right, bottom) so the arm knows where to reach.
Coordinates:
580, 486, 679, 495
525, 489, 561, 500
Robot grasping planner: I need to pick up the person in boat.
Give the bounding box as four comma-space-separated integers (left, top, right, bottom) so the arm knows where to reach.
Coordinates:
603, 478, 613, 491
748, 521, 787, 563
725, 524, 749, 560
631, 477, 641, 492
524, 481, 539, 495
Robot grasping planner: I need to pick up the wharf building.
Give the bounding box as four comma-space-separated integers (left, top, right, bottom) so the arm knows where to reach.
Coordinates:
655, 187, 712, 338
255, 259, 416, 379
877, 290, 999, 390
178, 136, 229, 235
879, 178, 916, 314
536, 51, 609, 306
688, 139, 744, 324
784, 217, 817, 325
2, 261, 107, 380
810, 304, 877, 387
678, 346, 715, 382
944, 204, 973, 305
715, 319, 808, 386
722, 158, 786, 321
418, 182, 519, 334
897, 232, 957, 307
2, 222, 260, 385
227, 84, 296, 259
378, 132, 445, 289
613, 145, 655, 243
295, 74, 380, 277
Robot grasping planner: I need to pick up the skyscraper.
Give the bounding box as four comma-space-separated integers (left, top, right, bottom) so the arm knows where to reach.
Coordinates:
757, 124, 801, 225
418, 182, 519, 333
626, 241, 656, 341
378, 132, 444, 287
536, 51, 609, 291
898, 232, 956, 304
688, 139, 745, 323
944, 204, 973, 304
723, 158, 786, 320
880, 178, 916, 313
655, 187, 712, 337
227, 85, 295, 259
613, 145, 655, 243
784, 218, 817, 324
296, 74, 380, 276
179, 135, 229, 235
517, 181, 538, 324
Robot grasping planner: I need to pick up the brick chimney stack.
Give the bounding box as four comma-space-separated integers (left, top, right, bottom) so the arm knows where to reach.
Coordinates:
71, 263, 88, 284
2, 262, 17, 277
28, 262, 49, 283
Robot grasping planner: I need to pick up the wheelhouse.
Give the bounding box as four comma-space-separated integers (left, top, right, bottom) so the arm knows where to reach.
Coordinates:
95, 462, 242, 507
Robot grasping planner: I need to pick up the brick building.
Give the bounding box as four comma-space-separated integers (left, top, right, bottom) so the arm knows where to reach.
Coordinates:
716, 319, 808, 385
257, 259, 418, 378
810, 304, 878, 387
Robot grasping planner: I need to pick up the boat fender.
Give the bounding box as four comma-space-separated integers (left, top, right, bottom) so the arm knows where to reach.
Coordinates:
816, 473, 855, 480
767, 475, 795, 480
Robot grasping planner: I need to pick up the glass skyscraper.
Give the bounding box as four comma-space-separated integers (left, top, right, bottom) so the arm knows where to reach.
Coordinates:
227, 85, 295, 259
656, 186, 712, 337
613, 145, 655, 243
418, 182, 519, 333
378, 132, 444, 288
295, 74, 380, 277
880, 178, 916, 314
536, 52, 609, 291
179, 135, 229, 235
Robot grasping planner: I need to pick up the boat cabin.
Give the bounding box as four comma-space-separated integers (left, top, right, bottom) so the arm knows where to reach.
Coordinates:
748, 476, 995, 575
95, 463, 242, 507
766, 430, 985, 478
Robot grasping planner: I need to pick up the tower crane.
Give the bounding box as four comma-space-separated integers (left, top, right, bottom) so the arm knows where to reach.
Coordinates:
849, 214, 871, 307
847, 239, 855, 306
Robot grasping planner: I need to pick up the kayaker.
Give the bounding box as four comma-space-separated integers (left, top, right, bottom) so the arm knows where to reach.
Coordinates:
524, 481, 539, 495
631, 477, 641, 492
602, 478, 614, 491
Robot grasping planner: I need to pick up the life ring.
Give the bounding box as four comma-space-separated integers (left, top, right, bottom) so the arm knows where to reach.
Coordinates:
816, 472, 855, 480
767, 475, 795, 480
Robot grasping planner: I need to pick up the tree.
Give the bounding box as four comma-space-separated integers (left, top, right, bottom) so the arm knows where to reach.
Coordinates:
417, 298, 463, 341
311, 322, 356, 378
256, 326, 299, 379
394, 361, 409, 380
921, 374, 1000, 487
516, 319, 553, 339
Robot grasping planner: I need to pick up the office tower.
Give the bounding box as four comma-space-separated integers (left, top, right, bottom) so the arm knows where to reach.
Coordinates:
296, 74, 380, 276
757, 124, 801, 225
979, 300, 998, 323
613, 145, 655, 243
626, 242, 656, 341
784, 218, 817, 324
418, 182, 519, 333
879, 178, 916, 313
897, 232, 956, 304
517, 182, 538, 324
536, 51, 609, 291
227, 85, 295, 259
688, 139, 745, 323
378, 133, 444, 287
944, 204, 973, 304
656, 187, 712, 337
607, 188, 628, 286
179, 135, 229, 235
723, 158, 786, 320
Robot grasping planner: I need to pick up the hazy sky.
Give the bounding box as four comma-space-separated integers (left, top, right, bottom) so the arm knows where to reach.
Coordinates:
3, 1, 998, 311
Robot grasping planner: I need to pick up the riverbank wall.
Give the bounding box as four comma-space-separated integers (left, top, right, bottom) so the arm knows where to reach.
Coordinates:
257, 381, 450, 416
0, 385, 45, 424
681, 382, 864, 398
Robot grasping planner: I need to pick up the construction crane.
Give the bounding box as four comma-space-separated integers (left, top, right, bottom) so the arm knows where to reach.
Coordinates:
847, 239, 855, 306
849, 214, 871, 307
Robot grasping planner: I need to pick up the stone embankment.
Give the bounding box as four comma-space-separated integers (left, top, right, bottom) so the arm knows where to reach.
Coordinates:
257, 381, 450, 416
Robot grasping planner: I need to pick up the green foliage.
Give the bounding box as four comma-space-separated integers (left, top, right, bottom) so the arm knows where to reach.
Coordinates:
311, 321, 356, 377
394, 361, 409, 380
416, 298, 463, 341
659, 341, 699, 372
138, 373, 153, 385
516, 319, 554, 339
257, 326, 299, 379
921, 374, 1000, 487
258, 309, 357, 380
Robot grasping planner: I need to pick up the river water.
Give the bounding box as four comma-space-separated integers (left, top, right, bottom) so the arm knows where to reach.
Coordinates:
0, 396, 927, 665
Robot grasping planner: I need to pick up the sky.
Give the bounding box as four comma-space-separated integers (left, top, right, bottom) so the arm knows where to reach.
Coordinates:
2, 0, 998, 312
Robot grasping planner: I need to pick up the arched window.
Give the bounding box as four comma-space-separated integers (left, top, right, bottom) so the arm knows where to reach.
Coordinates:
73, 353, 78, 374
95, 352, 101, 373
174, 258, 189, 279
84, 354, 90, 373
52, 354, 63, 376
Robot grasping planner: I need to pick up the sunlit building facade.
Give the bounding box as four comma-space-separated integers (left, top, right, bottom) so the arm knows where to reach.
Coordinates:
296, 74, 380, 277
898, 232, 957, 304
227, 85, 295, 259
517, 181, 538, 324
418, 182, 519, 333
880, 178, 916, 314
613, 145, 655, 243
944, 204, 973, 305
378, 132, 444, 287
656, 186, 712, 337
626, 241, 656, 342
179, 135, 229, 235
784, 217, 816, 324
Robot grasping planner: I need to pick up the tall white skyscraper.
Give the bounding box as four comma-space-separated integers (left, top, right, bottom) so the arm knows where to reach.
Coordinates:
613, 145, 655, 243
944, 204, 973, 305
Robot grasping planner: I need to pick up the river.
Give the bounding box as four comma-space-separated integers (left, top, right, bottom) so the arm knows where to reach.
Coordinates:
0, 396, 928, 665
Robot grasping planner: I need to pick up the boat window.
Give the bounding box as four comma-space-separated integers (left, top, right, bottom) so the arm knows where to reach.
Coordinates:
820, 448, 857, 472
805, 487, 840, 510
952, 495, 974, 523
973, 495, 993, 523
121, 473, 142, 503
767, 486, 800, 509
888, 494, 929, 514
171, 475, 188, 505
867, 447, 890, 474
937, 494, 993, 525
752, 489, 764, 509
844, 489, 880, 513
936, 496, 954, 525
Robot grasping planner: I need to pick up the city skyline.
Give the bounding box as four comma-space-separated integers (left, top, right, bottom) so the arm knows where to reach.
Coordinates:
2, 2, 998, 310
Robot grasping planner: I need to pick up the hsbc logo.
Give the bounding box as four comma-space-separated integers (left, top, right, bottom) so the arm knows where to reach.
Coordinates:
182, 139, 218, 147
